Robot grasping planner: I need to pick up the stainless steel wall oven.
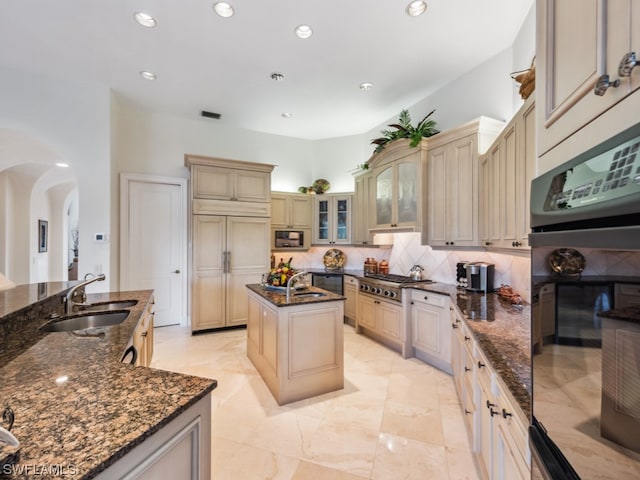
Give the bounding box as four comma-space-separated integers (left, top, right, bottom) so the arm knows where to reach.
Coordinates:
529, 122, 640, 479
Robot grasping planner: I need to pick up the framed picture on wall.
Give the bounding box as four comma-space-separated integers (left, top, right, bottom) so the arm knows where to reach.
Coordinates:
38, 219, 48, 253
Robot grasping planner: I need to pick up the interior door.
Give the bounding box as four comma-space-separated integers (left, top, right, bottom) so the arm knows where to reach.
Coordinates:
121, 174, 186, 327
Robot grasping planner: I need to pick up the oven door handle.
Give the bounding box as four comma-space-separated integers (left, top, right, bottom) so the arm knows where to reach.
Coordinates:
529, 418, 580, 480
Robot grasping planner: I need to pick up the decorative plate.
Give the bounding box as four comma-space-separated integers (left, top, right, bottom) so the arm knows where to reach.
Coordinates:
549, 248, 586, 275
323, 248, 345, 270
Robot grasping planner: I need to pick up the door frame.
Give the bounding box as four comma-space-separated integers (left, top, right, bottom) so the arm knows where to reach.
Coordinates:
120, 173, 188, 326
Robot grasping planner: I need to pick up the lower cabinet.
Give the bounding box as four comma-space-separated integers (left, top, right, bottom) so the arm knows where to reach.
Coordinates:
409, 289, 452, 374
343, 275, 358, 326
95, 393, 212, 480
132, 295, 155, 367
452, 308, 529, 480
356, 294, 406, 356
614, 282, 640, 308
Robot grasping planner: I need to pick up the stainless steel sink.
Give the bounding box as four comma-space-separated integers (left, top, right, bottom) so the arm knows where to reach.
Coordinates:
78, 299, 138, 312
292, 292, 327, 298
39, 310, 130, 332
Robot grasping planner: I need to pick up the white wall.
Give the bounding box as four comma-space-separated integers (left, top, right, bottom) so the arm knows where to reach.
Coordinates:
0, 67, 111, 290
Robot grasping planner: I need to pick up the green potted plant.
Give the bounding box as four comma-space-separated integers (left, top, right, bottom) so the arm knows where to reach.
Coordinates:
370, 109, 440, 153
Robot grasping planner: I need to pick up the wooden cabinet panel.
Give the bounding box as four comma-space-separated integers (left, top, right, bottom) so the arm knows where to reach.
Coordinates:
313, 194, 352, 245
271, 192, 312, 229
409, 290, 452, 373
344, 275, 358, 325
537, 0, 635, 156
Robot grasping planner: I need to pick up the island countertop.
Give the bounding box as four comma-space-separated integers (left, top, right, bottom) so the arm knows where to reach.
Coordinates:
245, 284, 345, 307
0, 287, 216, 479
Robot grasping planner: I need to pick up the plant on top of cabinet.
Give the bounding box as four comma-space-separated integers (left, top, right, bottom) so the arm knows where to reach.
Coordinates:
370, 109, 440, 153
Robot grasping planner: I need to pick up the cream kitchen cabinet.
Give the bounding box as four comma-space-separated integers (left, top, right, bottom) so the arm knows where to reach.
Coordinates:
365, 139, 426, 234
132, 295, 155, 367
537, 0, 640, 156
352, 171, 373, 245
313, 194, 352, 245
95, 394, 211, 480
452, 312, 479, 450
427, 117, 504, 248
614, 282, 640, 307
191, 215, 270, 331
271, 192, 312, 229
343, 274, 358, 326
186, 156, 274, 333
480, 97, 535, 249
476, 351, 529, 480
409, 289, 452, 374
188, 156, 272, 203
356, 294, 404, 353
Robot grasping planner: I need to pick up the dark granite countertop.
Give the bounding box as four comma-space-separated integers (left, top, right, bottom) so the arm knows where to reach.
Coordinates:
246, 284, 345, 307
407, 282, 531, 417
598, 304, 640, 323
0, 287, 217, 479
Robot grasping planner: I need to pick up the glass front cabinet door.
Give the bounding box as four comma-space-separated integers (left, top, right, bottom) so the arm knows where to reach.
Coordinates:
313, 195, 352, 245
372, 160, 418, 228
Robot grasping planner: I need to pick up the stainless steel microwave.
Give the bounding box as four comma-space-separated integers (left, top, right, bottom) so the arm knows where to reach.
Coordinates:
274, 230, 304, 248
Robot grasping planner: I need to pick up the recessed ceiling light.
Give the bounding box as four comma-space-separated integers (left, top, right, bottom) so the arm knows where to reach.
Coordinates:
140, 71, 156, 81
134, 12, 156, 28
406, 1, 427, 17
281, 112, 293, 118
55, 162, 69, 168
360, 82, 374, 91
213, 2, 234, 18
295, 25, 313, 39
270, 72, 285, 81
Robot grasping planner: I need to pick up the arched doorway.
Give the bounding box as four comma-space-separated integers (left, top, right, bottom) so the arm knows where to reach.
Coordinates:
0, 129, 78, 285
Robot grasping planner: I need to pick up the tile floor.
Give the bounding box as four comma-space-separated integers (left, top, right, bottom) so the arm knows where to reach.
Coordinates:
151, 323, 481, 479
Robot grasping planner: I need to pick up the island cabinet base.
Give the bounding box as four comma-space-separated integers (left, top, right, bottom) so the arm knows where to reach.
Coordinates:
94, 393, 212, 480
247, 290, 344, 405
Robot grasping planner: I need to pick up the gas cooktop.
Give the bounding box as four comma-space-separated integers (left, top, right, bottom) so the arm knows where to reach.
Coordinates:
363, 273, 434, 284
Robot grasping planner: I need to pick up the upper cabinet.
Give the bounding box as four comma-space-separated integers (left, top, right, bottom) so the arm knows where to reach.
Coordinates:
480, 97, 536, 249
426, 117, 504, 248
187, 155, 272, 203
313, 194, 352, 245
537, 0, 640, 156
271, 192, 312, 229
365, 139, 427, 234
352, 172, 373, 245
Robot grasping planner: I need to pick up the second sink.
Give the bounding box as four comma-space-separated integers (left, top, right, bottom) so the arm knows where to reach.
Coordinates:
40, 310, 130, 332
78, 299, 138, 312
292, 292, 327, 298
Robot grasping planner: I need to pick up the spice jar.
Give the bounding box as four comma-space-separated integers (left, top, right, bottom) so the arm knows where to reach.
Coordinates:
378, 260, 389, 275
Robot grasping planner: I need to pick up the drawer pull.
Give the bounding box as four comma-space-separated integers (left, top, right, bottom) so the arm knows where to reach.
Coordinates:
464, 335, 471, 342
502, 409, 513, 419
490, 408, 500, 417
594, 73, 620, 96
452, 323, 459, 329
464, 409, 472, 415
464, 366, 471, 372
477, 361, 486, 369
424, 296, 428, 300
486, 400, 496, 409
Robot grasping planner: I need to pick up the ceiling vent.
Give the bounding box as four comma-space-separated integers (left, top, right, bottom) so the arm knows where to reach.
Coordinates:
201, 110, 222, 119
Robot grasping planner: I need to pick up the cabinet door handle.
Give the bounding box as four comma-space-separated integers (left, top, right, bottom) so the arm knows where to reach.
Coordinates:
594, 73, 620, 96
172, 269, 181, 274
502, 409, 513, 419
477, 361, 486, 369
619, 51, 638, 77
486, 400, 496, 409
452, 323, 459, 329
464, 409, 472, 416
485, 241, 492, 246
464, 335, 471, 342
464, 366, 471, 372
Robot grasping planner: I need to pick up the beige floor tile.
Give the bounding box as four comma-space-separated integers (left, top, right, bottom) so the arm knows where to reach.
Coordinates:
152, 323, 482, 480
292, 461, 368, 480
371, 433, 449, 480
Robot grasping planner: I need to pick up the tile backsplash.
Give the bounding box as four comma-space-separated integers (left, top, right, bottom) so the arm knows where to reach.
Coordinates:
274, 232, 532, 302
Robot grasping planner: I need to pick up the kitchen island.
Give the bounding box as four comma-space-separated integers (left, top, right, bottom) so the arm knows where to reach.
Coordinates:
0, 284, 216, 479
245, 284, 345, 405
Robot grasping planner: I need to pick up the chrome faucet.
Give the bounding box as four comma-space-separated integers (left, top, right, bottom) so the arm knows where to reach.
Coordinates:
286, 271, 308, 302
66, 274, 106, 314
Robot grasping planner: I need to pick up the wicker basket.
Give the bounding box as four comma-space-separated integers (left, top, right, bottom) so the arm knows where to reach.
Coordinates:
511, 58, 535, 100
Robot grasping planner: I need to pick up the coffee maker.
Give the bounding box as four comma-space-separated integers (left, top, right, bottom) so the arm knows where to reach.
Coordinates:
465, 262, 495, 293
